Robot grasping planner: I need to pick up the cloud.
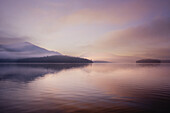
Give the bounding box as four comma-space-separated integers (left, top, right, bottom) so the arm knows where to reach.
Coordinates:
1, 0, 169, 37
138, 48, 170, 59
0, 0, 170, 61
94, 17, 170, 59
0, 41, 61, 59
57, 0, 170, 26
0, 31, 25, 45
0, 30, 27, 45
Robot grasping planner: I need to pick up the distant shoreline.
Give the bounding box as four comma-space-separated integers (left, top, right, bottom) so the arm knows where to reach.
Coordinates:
0, 55, 93, 63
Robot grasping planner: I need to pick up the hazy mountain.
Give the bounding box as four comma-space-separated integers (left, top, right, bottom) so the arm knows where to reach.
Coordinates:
0, 42, 62, 59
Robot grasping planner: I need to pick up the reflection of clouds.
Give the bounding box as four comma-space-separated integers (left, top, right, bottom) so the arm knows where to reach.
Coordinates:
87, 64, 137, 73
89, 64, 170, 97
30, 63, 170, 112
0, 64, 170, 112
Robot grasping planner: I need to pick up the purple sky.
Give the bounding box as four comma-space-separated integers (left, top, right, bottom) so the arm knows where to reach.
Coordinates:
0, 0, 170, 62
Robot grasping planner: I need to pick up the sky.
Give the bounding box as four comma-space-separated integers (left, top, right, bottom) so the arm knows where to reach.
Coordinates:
0, 0, 170, 62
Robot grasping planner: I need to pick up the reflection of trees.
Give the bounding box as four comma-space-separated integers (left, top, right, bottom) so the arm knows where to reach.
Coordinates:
136, 63, 161, 67
0, 63, 90, 82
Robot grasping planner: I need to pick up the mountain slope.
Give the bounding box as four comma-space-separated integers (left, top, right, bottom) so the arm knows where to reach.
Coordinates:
0, 42, 62, 59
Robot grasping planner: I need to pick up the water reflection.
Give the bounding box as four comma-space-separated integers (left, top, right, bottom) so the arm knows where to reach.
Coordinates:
0, 63, 170, 113
0, 63, 90, 82
136, 63, 161, 67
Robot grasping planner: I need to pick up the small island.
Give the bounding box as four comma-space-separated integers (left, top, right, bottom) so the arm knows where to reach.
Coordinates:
136, 59, 161, 63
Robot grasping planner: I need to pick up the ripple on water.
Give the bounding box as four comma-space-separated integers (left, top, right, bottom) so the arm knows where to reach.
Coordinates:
0, 64, 170, 113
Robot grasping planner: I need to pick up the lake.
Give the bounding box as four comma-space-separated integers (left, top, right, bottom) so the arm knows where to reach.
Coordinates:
0, 63, 170, 113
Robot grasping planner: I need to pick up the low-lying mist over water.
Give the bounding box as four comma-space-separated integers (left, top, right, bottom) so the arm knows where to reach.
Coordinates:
0, 63, 170, 113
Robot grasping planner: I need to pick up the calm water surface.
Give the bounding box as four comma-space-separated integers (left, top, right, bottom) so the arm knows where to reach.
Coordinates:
0, 63, 170, 113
